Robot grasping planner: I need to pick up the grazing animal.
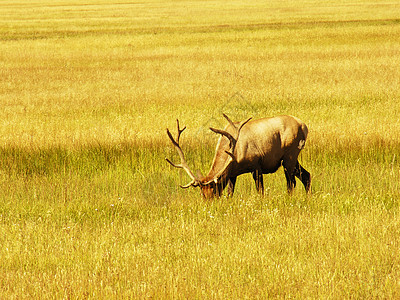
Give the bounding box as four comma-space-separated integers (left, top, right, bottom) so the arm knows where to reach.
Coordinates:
166, 114, 311, 198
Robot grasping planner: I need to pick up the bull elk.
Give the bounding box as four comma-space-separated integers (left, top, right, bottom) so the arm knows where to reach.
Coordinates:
166, 114, 311, 198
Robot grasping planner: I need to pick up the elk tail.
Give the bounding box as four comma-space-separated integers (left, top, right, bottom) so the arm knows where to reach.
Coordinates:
298, 140, 306, 150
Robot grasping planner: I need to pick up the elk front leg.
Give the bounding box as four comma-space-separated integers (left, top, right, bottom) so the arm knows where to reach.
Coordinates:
226, 177, 237, 197
252, 169, 264, 195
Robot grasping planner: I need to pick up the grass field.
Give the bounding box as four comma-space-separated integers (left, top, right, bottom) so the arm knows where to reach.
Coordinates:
1, 0, 400, 298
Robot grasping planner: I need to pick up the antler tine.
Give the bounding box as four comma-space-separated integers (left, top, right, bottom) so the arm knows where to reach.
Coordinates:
222, 113, 235, 128
209, 127, 236, 149
223, 114, 252, 135
238, 117, 252, 132
224, 150, 236, 161
176, 119, 186, 143
210, 114, 252, 148
180, 181, 198, 188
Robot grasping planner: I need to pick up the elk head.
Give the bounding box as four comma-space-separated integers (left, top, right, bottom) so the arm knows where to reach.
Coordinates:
166, 114, 251, 198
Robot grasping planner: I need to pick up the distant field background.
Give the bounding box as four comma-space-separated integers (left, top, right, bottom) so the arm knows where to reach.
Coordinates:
1, 0, 400, 298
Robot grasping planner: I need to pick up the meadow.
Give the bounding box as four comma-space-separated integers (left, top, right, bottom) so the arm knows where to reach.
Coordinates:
1, 0, 400, 298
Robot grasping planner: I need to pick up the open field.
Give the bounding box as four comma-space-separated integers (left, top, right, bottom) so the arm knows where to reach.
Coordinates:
1, 0, 400, 298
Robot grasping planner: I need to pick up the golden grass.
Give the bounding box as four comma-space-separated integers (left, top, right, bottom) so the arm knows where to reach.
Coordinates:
1, 0, 400, 298
1, 0, 399, 147
1, 190, 400, 298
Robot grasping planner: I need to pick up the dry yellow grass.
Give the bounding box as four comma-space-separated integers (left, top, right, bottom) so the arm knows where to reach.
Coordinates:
1, 0, 399, 147
1, 0, 400, 298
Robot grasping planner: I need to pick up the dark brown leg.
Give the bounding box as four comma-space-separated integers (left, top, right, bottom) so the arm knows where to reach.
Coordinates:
227, 177, 237, 197
283, 167, 296, 194
252, 169, 264, 195
294, 162, 311, 193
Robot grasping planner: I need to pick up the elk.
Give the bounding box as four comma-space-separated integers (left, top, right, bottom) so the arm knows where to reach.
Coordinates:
166, 114, 311, 198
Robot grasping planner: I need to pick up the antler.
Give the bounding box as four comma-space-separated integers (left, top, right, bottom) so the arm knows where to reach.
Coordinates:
209, 114, 252, 158
206, 114, 252, 184
166, 119, 199, 188
223, 113, 252, 136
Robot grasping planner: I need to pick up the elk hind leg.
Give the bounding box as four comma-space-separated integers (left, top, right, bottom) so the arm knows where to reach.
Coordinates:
294, 161, 311, 193
252, 169, 264, 195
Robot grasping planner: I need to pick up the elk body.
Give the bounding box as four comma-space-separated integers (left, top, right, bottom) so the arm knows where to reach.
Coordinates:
166, 114, 311, 198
